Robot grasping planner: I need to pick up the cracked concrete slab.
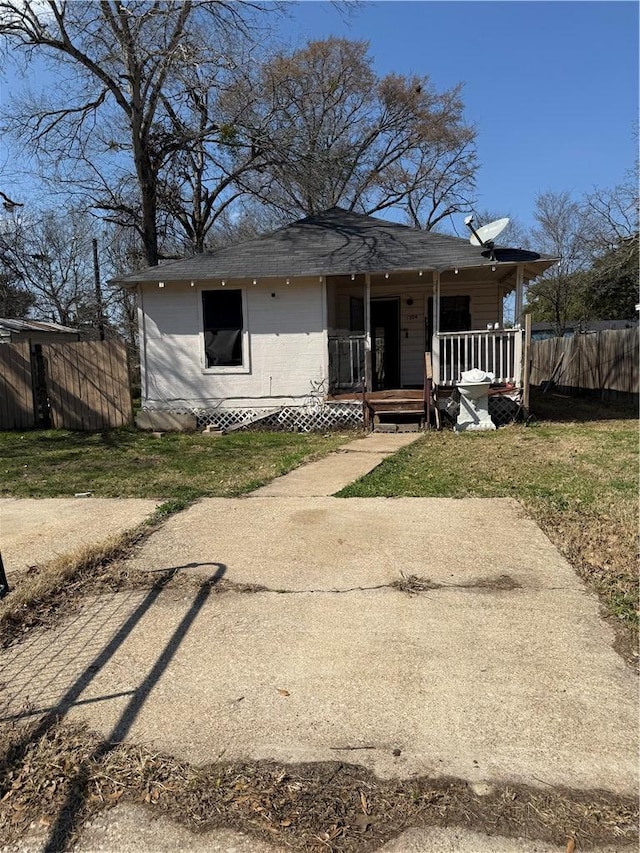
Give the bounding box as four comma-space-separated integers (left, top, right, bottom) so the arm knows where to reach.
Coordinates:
0, 498, 160, 576
124, 497, 580, 593
250, 432, 419, 496
2, 573, 636, 795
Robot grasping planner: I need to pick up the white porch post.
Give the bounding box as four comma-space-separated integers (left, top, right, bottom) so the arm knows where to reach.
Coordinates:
320, 276, 329, 391
431, 271, 440, 385
514, 263, 524, 327
364, 273, 372, 391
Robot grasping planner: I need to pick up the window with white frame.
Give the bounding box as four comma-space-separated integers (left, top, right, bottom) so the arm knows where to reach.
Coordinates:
202, 289, 244, 367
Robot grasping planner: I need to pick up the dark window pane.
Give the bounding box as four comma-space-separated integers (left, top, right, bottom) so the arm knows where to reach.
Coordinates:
202, 290, 243, 366
350, 296, 364, 333
427, 295, 471, 342
441, 295, 471, 332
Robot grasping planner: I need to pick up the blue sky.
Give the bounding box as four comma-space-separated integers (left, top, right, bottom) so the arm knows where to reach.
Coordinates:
0, 1, 637, 234
284, 1, 638, 231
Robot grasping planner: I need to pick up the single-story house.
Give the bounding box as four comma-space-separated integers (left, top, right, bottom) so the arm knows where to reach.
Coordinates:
112, 207, 557, 430
0, 318, 81, 345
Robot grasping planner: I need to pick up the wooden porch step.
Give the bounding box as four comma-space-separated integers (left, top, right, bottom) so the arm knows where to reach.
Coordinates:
369, 405, 424, 416
364, 390, 424, 413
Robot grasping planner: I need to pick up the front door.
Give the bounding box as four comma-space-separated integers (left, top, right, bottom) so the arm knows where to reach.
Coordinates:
371, 298, 400, 390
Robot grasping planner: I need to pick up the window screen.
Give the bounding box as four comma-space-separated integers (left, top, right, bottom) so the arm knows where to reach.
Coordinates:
202, 290, 243, 367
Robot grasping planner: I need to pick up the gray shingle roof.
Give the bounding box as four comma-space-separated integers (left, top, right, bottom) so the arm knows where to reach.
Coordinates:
112, 207, 557, 286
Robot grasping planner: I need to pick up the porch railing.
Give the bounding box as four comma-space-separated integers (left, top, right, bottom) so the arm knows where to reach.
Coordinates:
434, 328, 524, 386
328, 335, 366, 392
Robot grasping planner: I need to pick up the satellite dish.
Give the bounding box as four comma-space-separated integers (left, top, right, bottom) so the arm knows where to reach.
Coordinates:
465, 215, 510, 247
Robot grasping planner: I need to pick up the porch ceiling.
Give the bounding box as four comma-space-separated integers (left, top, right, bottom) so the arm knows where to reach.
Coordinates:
112, 208, 558, 287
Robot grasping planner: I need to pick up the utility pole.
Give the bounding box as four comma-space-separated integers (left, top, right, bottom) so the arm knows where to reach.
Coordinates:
92, 237, 105, 341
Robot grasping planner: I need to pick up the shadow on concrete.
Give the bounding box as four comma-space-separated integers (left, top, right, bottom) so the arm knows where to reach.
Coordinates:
0, 562, 226, 852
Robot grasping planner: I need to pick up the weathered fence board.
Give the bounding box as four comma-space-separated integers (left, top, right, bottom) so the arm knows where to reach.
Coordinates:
0, 339, 132, 430
0, 342, 35, 429
42, 340, 132, 430
530, 327, 638, 396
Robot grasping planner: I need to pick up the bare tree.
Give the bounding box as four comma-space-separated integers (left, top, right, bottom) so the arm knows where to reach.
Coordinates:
526, 165, 639, 333
0, 272, 34, 318
525, 191, 593, 334
0, 207, 98, 326
580, 170, 639, 320
223, 38, 477, 226
0, 0, 274, 265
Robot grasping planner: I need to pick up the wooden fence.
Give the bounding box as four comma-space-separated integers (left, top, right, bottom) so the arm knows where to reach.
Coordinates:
529, 327, 638, 398
0, 339, 133, 430
0, 341, 34, 430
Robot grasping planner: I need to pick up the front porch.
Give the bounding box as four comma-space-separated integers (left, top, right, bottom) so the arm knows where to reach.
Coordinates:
328, 326, 526, 392
326, 265, 527, 393
325, 266, 531, 429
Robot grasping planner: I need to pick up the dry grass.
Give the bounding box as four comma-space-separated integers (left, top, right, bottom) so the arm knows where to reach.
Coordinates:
1, 720, 636, 852
0, 536, 135, 649
0, 501, 187, 648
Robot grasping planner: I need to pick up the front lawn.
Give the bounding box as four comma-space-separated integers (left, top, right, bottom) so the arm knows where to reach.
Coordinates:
339, 391, 638, 663
0, 428, 354, 502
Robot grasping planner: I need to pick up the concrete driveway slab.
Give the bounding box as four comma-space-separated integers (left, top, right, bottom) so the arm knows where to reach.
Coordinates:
0, 804, 286, 853
125, 497, 580, 593
2, 571, 636, 796
0, 498, 160, 576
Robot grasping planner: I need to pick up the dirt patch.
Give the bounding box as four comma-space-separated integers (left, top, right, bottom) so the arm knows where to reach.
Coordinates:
391, 573, 521, 594
1, 720, 636, 852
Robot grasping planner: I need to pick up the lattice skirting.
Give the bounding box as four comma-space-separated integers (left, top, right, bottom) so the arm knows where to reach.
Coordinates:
143, 403, 364, 432
489, 391, 523, 427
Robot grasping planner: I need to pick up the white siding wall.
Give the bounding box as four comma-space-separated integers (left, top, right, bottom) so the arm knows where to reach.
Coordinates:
140, 279, 326, 409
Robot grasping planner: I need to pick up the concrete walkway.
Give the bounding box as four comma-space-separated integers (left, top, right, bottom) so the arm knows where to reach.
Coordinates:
250, 432, 420, 496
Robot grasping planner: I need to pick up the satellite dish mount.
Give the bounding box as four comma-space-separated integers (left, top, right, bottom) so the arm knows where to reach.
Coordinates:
464, 215, 509, 262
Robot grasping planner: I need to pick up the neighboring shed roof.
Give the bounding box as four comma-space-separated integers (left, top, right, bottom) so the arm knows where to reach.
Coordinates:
112, 207, 557, 287
0, 318, 79, 336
